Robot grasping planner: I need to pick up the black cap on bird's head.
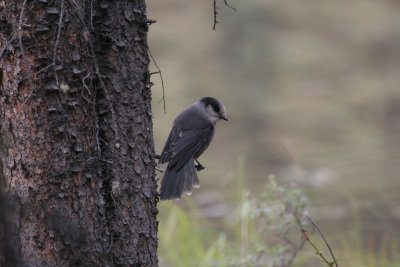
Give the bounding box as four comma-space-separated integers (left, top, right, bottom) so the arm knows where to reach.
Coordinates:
200, 97, 228, 122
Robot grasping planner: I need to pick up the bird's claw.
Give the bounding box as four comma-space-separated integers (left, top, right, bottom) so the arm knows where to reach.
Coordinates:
195, 163, 206, 172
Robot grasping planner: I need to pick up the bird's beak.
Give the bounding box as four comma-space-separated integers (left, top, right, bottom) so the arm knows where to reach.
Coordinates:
220, 114, 229, 121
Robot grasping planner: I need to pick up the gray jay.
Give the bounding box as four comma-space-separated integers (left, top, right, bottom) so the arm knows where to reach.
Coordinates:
159, 97, 228, 200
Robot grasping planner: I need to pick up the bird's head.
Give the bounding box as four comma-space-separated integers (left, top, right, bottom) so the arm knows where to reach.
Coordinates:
200, 97, 228, 124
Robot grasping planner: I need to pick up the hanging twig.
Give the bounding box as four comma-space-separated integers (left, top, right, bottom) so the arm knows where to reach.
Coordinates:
68, 0, 120, 143
148, 48, 166, 113
224, 0, 237, 11
111, 193, 135, 236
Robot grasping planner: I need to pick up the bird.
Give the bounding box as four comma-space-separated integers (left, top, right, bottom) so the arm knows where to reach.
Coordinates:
158, 97, 228, 200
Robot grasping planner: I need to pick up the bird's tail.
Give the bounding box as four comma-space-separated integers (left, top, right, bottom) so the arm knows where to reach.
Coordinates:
159, 158, 200, 200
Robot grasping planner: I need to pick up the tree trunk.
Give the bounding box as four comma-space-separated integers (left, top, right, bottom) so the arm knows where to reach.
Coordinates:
0, 0, 158, 266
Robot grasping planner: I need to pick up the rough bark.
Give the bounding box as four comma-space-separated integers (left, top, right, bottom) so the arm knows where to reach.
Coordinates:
0, 0, 158, 266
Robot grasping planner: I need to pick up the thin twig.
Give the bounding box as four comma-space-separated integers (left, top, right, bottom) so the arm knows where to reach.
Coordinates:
111, 193, 135, 236
308, 216, 339, 267
81, 72, 92, 96
149, 71, 160, 76
213, 0, 218, 30
20, 63, 54, 82
301, 228, 333, 266
22, 89, 34, 106
53, 0, 65, 85
148, 48, 166, 113
213, 0, 237, 30
224, 0, 237, 11
68, 0, 120, 142
67, 0, 105, 160
287, 238, 307, 266
19, 0, 35, 106
99, 138, 128, 160
287, 213, 309, 266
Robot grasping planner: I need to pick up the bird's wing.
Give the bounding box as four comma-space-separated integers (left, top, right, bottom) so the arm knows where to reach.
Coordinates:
160, 108, 214, 170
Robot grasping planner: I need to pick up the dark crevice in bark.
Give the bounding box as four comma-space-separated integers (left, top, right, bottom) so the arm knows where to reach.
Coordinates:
0, 192, 25, 267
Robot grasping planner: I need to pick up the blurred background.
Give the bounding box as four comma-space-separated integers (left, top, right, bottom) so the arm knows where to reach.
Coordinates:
147, 0, 400, 266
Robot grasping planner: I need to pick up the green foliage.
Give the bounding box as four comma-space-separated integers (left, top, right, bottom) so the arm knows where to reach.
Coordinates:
158, 175, 310, 267
240, 175, 310, 266
158, 160, 400, 267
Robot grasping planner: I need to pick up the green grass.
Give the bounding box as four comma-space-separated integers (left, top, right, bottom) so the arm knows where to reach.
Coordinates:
158, 201, 233, 267
158, 201, 400, 267
157, 159, 400, 267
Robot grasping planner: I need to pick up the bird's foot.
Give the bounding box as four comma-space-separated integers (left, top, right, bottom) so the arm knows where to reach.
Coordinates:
195, 163, 206, 172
